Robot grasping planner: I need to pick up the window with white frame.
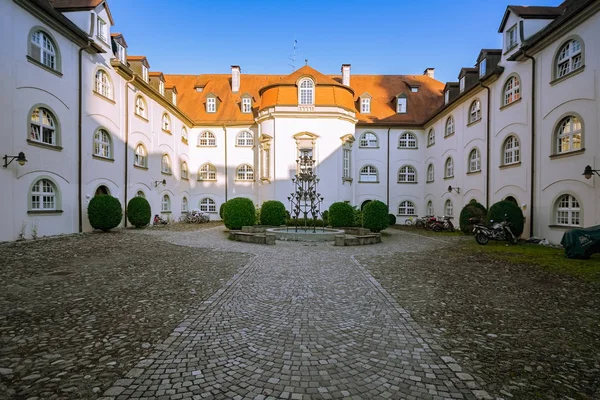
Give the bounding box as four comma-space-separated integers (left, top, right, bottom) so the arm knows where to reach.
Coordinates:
469, 100, 481, 123
181, 127, 188, 143
135, 96, 147, 118
556, 39, 582, 79
398, 132, 417, 148
162, 113, 170, 131
343, 148, 351, 179
97, 17, 107, 42
459, 77, 465, 93
161, 154, 171, 174
445, 115, 455, 137
236, 164, 254, 181
181, 162, 188, 179
503, 135, 520, 165
206, 97, 216, 113
172, 92, 177, 105
359, 132, 378, 148
427, 129, 435, 146
94, 70, 112, 99
237, 131, 254, 146
479, 59, 487, 77
161, 194, 171, 212
159, 80, 165, 95
426, 200, 434, 216
503, 76, 521, 106
506, 25, 518, 49
30, 179, 57, 210
30, 107, 57, 146
361, 98, 371, 114
200, 198, 217, 213
398, 201, 416, 216
556, 116, 582, 154
299, 79, 314, 105
134, 144, 147, 168
398, 165, 417, 183
359, 165, 378, 182
198, 163, 217, 180
468, 148, 481, 172
445, 157, 454, 178
142, 65, 148, 82
427, 164, 434, 182
198, 131, 216, 146
93, 129, 111, 159
397, 95, 407, 113
444, 91, 450, 104
556, 194, 580, 226
242, 97, 252, 113
181, 197, 188, 212
30, 31, 57, 70
116, 43, 126, 64
445, 199, 454, 216
136, 190, 145, 198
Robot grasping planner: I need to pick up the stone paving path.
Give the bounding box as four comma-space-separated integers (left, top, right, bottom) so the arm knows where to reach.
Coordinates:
101, 228, 491, 400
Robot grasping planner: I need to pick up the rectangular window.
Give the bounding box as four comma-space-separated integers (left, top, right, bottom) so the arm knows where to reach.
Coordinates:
479, 59, 487, 77
207, 97, 216, 113
459, 77, 465, 93
444, 91, 449, 104
343, 149, 351, 179
410, 87, 419, 93
172, 93, 177, 105
159, 81, 165, 95
242, 98, 252, 113
507, 25, 518, 49
361, 98, 370, 114
397, 98, 407, 113
97, 17, 107, 42
142, 65, 148, 82
116, 43, 126, 63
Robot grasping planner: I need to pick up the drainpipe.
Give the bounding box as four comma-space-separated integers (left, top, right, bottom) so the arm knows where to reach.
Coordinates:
523, 50, 536, 237
478, 82, 491, 208
123, 74, 136, 226
386, 127, 391, 209
223, 124, 228, 202
256, 122, 261, 205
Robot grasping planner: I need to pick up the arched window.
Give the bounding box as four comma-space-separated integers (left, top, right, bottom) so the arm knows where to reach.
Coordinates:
445, 157, 454, 178
359, 165, 378, 182
445, 116, 455, 137
398, 165, 417, 183
556, 39, 583, 79
556, 116, 582, 154
30, 30, 57, 70
299, 78, 314, 105
135, 96, 147, 118
427, 129, 435, 146
30, 178, 57, 210
198, 131, 216, 146
181, 127, 188, 143
181, 197, 189, 213
95, 185, 110, 196
556, 194, 580, 226
161, 195, 171, 212
236, 164, 254, 181
161, 113, 171, 132
503, 76, 521, 106
398, 201, 416, 216
93, 129, 112, 159
237, 131, 254, 146
198, 163, 217, 181
199, 198, 217, 213
445, 199, 454, 216
136, 190, 145, 198
426, 200, 434, 216
398, 132, 417, 148
181, 161, 188, 179
94, 70, 112, 99
30, 107, 58, 146
134, 144, 147, 168
427, 164, 434, 182
503, 136, 520, 165
161, 154, 171, 174
469, 100, 481, 123
468, 148, 481, 172
359, 132, 378, 148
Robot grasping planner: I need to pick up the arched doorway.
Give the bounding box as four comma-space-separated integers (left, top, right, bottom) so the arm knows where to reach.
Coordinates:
95, 185, 110, 196
505, 196, 518, 205
360, 200, 372, 211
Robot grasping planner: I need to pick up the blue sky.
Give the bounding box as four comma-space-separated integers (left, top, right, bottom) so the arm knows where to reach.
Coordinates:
110, 0, 562, 84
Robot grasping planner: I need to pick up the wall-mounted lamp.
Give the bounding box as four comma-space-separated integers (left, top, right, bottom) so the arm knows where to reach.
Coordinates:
582, 165, 600, 179
447, 185, 460, 194
153, 179, 166, 187
3, 152, 27, 168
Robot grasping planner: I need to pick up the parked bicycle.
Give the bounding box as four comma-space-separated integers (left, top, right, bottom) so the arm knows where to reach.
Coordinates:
179, 209, 210, 224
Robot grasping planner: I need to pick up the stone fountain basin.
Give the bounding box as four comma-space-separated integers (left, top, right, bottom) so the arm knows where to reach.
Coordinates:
266, 227, 345, 242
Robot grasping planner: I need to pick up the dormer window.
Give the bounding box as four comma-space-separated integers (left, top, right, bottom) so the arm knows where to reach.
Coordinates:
459, 77, 465, 93
142, 65, 148, 82
410, 87, 419, 93
479, 59, 487, 77
396, 94, 407, 113
159, 80, 165, 95
299, 78, 314, 105
506, 25, 518, 50
172, 92, 177, 105
361, 98, 370, 114
242, 97, 252, 113
445, 91, 450, 104
207, 97, 216, 113
97, 17, 107, 43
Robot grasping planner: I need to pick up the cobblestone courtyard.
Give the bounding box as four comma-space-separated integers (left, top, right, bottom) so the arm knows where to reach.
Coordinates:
1, 226, 599, 399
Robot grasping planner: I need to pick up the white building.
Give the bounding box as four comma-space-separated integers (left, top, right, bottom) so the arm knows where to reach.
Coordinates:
1, 0, 598, 244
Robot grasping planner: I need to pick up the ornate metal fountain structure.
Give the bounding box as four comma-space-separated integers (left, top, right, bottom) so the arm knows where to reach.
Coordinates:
287, 147, 324, 233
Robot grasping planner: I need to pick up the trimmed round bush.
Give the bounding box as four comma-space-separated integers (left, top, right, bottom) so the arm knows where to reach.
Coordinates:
363, 200, 389, 233
322, 210, 329, 226
328, 202, 355, 227
352, 207, 363, 228
88, 194, 123, 232
260, 200, 287, 226
219, 203, 225, 219
222, 197, 256, 230
459, 199, 488, 234
487, 200, 525, 237
388, 213, 397, 226
127, 196, 151, 228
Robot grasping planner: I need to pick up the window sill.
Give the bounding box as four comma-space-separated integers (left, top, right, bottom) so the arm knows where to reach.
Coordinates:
234, 180, 255, 182
235, 145, 254, 148
499, 162, 522, 169
504, 43, 518, 55
133, 165, 148, 171
181, 139, 188, 145
342, 177, 353, 183
26, 56, 62, 77
444, 133, 455, 139
548, 224, 580, 229
198, 179, 217, 182
500, 97, 522, 111
466, 170, 482, 175
162, 129, 172, 135
197, 145, 217, 148
358, 181, 380, 184
181, 177, 189, 181
93, 91, 115, 104
359, 146, 380, 149
549, 148, 585, 159
260, 178, 272, 183
397, 214, 417, 217
161, 172, 172, 176
550, 66, 585, 86
467, 118, 482, 127
426, 143, 435, 148
160, 211, 172, 214
134, 114, 149, 123
27, 139, 63, 151
92, 155, 115, 162
398, 181, 418, 184
28, 210, 63, 215
397, 147, 418, 150
444, 176, 455, 180
426, 180, 434, 183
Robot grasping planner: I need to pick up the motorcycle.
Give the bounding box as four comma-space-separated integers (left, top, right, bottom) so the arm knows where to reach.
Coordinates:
470, 215, 518, 245
430, 216, 455, 232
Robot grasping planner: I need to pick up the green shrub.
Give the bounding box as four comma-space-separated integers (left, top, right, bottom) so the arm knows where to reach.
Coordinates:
255, 207, 261, 225
88, 195, 123, 232
388, 213, 397, 226
488, 200, 525, 237
219, 203, 225, 219
352, 206, 364, 228
321, 210, 329, 226
328, 202, 355, 227
363, 200, 389, 232
127, 196, 151, 228
222, 197, 256, 230
459, 199, 488, 234
260, 200, 287, 226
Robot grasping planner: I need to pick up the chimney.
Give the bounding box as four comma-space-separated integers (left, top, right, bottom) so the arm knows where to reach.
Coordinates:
231, 65, 241, 92
423, 67, 435, 79
341, 64, 351, 86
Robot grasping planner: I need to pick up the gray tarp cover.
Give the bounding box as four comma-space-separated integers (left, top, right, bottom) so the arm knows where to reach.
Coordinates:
560, 225, 600, 259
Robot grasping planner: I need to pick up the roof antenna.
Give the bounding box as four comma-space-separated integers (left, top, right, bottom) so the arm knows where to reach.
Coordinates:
305, 59, 308, 66
288, 36, 298, 71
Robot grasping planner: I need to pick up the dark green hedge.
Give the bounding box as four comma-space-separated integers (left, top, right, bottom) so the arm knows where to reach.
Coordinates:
459, 199, 487, 234
388, 213, 397, 226
488, 200, 525, 237
222, 197, 256, 230
88, 195, 122, 232
363, 200, 389, 232
260, 200, 287, 226
328, 202, 355, 227
127, 196, 151, 228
